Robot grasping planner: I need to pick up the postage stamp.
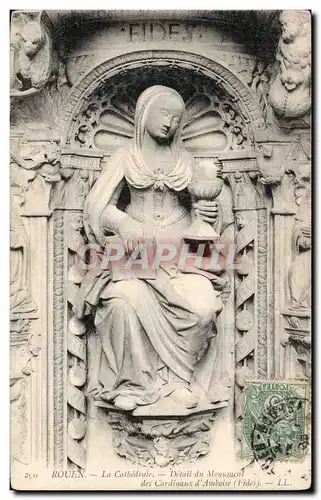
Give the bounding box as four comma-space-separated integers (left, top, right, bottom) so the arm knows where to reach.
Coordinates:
242, 380, 310, 471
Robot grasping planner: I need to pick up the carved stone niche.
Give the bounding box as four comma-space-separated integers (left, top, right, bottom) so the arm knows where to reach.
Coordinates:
253, 130, 311, 379
52, 51, 272, 471
64, 63, 254, 153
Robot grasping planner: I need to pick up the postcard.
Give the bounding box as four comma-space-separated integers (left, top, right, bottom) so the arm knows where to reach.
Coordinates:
10, 8, 311, 491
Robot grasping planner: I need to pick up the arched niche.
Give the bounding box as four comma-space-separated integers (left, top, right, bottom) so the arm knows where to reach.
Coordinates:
51, 50, 270, 470
60, 50, 264, 147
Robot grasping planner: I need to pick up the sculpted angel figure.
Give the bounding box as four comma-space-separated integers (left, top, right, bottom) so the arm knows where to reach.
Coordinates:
78, 86, 229, 412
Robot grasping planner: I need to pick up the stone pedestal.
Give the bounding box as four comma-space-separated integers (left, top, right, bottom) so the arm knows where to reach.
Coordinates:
95, 400, 228, 467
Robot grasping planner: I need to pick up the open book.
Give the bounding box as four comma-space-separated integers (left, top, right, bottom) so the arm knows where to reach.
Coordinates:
104, 235, 157, 281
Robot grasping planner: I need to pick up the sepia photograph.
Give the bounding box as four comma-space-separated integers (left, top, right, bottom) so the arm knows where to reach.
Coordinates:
9, 6, 312, 491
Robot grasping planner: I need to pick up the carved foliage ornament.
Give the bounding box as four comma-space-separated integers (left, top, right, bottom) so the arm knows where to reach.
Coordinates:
255, 135, 311, 214
107, 411, 216, 468
55, 150, 102, 210
289, 335, 311, 378
249, 60, 272, 123
10, 142, 61, 212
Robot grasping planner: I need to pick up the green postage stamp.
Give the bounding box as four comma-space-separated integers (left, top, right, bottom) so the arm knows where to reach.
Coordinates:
242, 380, 310, 469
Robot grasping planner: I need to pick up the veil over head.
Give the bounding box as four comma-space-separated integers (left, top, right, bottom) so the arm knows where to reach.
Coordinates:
132, 85, 185, 150
84, 85, 193, 245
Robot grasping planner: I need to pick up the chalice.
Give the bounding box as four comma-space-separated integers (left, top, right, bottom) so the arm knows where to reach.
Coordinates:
184, 161, 223, 243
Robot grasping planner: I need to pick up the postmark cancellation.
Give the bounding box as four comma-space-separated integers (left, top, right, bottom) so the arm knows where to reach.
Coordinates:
242, 380, 310, 472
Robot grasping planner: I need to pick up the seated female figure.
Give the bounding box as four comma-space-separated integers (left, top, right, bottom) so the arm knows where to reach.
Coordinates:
81, 86, 226, 411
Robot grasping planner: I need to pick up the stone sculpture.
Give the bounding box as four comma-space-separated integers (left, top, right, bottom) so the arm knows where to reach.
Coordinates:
10, 198, 37, 314
10, 12, 53, 97
78, 86, 229, 412
9, 10, 312, 488
269, 10, 311, 120
289, 180, 311, 309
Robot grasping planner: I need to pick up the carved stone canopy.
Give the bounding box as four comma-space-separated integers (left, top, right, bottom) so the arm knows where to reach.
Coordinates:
67, 65, 253, 155
61, 50, 265, 148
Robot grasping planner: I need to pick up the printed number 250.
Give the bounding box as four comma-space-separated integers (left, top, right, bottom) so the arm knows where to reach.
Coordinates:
25, 473, 38, 480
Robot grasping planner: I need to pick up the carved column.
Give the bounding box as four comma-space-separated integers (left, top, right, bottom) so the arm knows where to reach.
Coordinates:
10, 131, 60, 469
52, 208, 67, 467
221, 152, 270, 452
256, 135, 311, 380
51, 148, 103, 469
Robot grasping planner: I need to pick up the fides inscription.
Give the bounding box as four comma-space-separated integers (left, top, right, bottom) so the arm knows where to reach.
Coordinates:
119, 22, 222, 44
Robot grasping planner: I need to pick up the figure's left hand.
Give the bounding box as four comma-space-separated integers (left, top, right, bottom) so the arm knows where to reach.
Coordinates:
209, 274, 228, 291
194, 200, 218, 224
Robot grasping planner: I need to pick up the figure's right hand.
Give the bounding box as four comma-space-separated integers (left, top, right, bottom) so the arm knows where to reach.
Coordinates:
118, 219, 144, 255
301, 227, 311, 239
298, 227, 311, 251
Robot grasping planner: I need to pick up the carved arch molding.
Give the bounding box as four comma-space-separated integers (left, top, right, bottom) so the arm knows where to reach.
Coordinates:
51, 51, 270, 469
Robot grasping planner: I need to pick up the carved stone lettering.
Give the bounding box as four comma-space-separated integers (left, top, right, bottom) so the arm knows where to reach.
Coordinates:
123, 22, 217, 44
